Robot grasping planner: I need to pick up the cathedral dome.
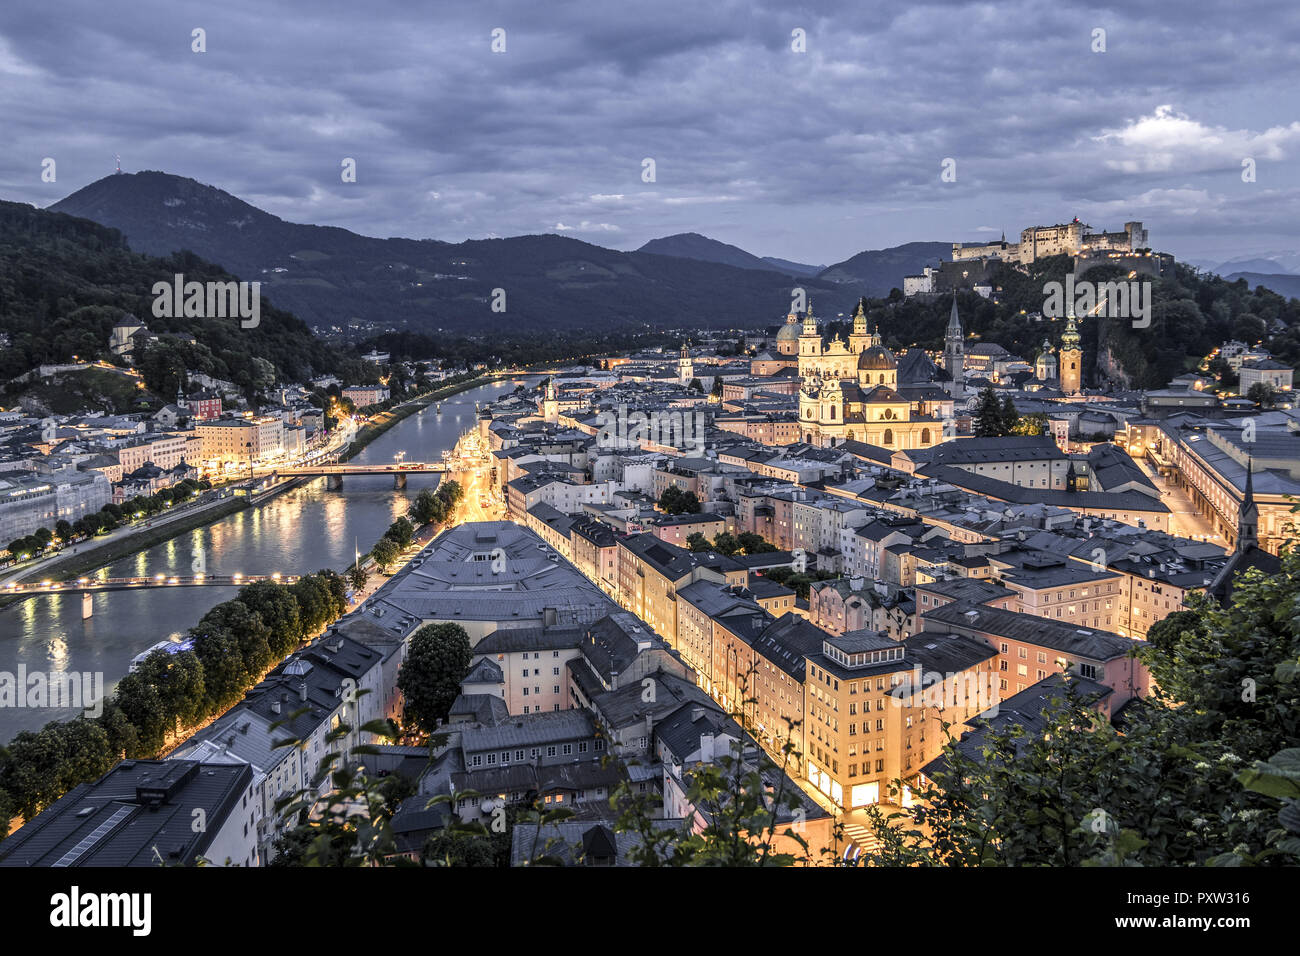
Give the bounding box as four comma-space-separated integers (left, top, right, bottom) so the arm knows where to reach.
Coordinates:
775, 320, 802, 344
857, 344, 897, 371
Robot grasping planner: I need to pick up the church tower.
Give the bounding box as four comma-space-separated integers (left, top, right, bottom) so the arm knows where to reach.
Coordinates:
849, 300, 871, 354
798, 300, 822, 379
943, 296, 965, 397
678, 341, 694, 386
1059, 314, 1083, 395
1035, 337, 1058, 382
541, 378, 559, 423
1237, 456, 1258, 550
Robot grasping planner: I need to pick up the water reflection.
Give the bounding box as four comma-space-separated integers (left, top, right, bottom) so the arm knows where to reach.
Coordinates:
0, 377, 536, 742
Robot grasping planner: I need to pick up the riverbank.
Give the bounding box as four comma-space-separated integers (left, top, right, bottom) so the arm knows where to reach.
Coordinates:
0, 476, 319, 607
0, 379, 489, 593
338, 374, 487, 462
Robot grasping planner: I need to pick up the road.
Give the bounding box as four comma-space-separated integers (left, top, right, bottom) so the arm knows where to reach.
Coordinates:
1134, 456, 1222, 543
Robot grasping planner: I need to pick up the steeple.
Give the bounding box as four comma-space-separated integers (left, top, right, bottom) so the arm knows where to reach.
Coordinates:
1238, 456, 1258, 550
1061, 314, 1081, 350
943, 295, 965, 398
852, 300, 867, 335
946, 295, 962, 336
801, 300, 818, 336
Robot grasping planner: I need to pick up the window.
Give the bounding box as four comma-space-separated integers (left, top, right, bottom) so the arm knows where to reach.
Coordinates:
546, 746, 557, 757
562, 744, 572, 755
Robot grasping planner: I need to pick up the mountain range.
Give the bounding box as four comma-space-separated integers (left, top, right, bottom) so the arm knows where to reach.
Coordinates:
636, 233, 825, 276
46, 172, 945, 336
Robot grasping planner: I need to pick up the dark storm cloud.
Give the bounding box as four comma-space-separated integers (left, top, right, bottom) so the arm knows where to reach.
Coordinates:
2, 0, 1299, 264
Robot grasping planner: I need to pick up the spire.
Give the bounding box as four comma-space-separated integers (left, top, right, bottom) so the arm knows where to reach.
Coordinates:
852, 299, 867, 334
1238, 455, 1258, 550
1061, 314, 1081, 350
947, 295, 962, 335
802, 300, 818, 336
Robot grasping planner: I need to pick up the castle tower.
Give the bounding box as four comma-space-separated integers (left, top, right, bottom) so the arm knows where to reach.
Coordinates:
943, 296, 964, 397
678, 341, 694, 386
1059, 314, 1083, 395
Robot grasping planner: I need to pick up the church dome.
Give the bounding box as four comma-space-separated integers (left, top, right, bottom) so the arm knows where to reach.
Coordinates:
857, 344, 897, 371
775, 320, 802, 343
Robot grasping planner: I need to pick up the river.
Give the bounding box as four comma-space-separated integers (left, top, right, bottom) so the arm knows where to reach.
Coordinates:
0, 376, 537, 743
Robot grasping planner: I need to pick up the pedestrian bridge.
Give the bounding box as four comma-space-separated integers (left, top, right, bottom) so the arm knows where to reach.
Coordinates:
3, 573, 297, 597
264, 462, 448, 488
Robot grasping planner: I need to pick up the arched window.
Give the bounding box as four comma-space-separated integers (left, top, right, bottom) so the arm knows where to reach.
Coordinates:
829, 406, 837, 419
847, 430, 855, 442
883, 428, 894, 446
921, 428, 931, 444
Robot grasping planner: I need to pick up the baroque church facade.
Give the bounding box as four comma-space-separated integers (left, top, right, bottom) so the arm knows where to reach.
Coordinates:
793, 301, 959, 450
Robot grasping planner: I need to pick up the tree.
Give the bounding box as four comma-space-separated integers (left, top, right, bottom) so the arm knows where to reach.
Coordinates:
54, 520, 73, 544
237, 581, 304, 658
736, 531, 776, 555
385, 516, 415, 549
346, 563, 368, 592
1010, 412, 1048, 437
688, 377, 703, 393
862, 547, 1300, 867
371, 538, 400, 574
290, 574, 336, 636
685, 532, 709, 552
998, 394, 1019, 436
191, 622, 252, 713
658, 486, 701, 515
1247, 382, 1277, 409
201, 599, 274, 676
411, 488, 440, 525
972, 386, 1003, 437
397, 623, 473, 732
424, 828, 500, 867
711, 531, 740, 556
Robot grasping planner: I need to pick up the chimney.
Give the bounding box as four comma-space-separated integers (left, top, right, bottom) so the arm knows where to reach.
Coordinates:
299, 682, 308, 702
270, 700, 281, 715
700, 732, 715, 762
543, 607, 558, 628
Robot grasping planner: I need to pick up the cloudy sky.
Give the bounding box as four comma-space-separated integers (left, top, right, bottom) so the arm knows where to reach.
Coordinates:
2, 0, 1299, 268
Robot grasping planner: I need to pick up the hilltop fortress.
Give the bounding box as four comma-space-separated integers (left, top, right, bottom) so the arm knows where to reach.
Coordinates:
951, 219, 1149, 266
